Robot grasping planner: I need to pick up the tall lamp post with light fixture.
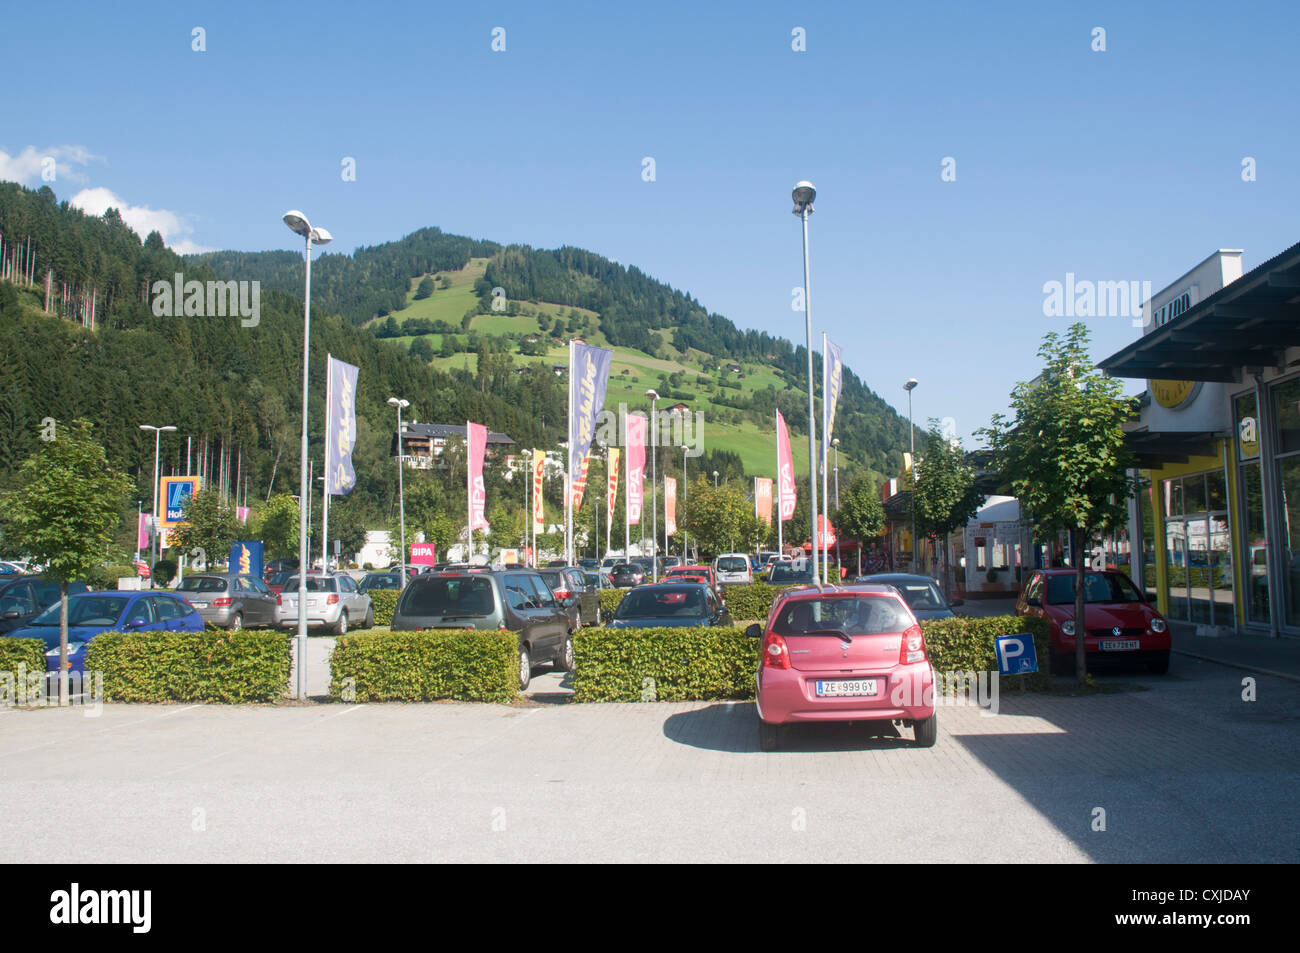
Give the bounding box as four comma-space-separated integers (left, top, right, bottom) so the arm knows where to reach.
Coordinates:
283, 209, 332, 700
139, 424, 176, 572
646, 389, 659, 581
904, 378, 918, 569
832, 436, 841, 578
792, 181, 820, 583
388, 398, 410, 584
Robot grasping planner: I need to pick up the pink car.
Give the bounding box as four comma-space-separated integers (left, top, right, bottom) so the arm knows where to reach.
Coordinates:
752, 585, 937, 751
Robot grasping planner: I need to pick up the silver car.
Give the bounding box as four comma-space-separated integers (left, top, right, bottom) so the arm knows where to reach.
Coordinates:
175, 573, 277, 629
276, 573, 374, 634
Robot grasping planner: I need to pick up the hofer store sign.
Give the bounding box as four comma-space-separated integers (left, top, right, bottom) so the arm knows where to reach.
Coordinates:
410, 543, 437, 566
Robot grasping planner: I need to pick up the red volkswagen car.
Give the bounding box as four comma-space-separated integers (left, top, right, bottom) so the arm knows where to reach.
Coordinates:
752, 584, 937, 751
1016, 569, 1171, 675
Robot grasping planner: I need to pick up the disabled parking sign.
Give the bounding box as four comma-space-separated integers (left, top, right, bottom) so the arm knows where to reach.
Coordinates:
994, 633, 1038, 675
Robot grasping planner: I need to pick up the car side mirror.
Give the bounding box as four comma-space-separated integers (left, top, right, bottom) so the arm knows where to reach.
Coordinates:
126, 617, 147, 629
746, 623, 762, 639
2, 610, 19, 620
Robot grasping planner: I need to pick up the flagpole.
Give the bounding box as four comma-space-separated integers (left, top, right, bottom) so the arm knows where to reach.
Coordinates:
624, 413, 631, 560
566, 340, 574, 566
322, 355, 331, 572
466, 421, 473, 564
775, 411, 783, 555
606, 447, 612, 561
821, 333, 830, 583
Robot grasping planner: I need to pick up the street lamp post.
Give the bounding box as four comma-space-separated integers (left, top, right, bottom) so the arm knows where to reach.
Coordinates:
904, 378, 918, 570
646, 389, 659, 582
388, 398, 409, 585
712, 470, 719, 488
138, 424, 176, 574
832, 437, 841, 578
681, 445, 688, 560
792, 181, 820, 585
283, 210, 332, 701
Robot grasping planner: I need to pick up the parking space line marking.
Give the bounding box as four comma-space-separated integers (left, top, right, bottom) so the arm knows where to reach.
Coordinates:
154, 749, 237, 777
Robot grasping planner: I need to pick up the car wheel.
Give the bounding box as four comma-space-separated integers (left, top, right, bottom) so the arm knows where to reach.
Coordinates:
231, 613, 243, 631
554, 635, 574, 672
1148, 651, 1170, 674
758, 720, 780, 752
335, 611, 348, 636
518, 646, 531, 690
913, 713, 938, 748
364, 607, 374, 628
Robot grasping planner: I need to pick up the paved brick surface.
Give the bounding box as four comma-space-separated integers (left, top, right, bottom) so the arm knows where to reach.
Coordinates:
1, 653, 1295, 863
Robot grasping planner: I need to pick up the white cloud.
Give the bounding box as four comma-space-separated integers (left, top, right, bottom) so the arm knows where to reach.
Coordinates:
0, 144, 101, 185
69, 185, 214, 254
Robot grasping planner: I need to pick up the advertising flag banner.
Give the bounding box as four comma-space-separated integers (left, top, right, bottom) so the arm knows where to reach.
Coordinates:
626, 413, 646, 525
467, 421, 489, 531
532, 451, 545, 532
230, 540, 264, 579
755, 477, 773, 526
410, 543, 437, 567
606, 447, 620, 523
777, 411, 796, 520
816, 514, 837, 549
568, 342, 614, 482
570, 451, 591, 511
325, 355, 359, 495
137, 512, 151, 550
235, 506, 250, 524
823, 337, 844, 456
664, 476, 677, 536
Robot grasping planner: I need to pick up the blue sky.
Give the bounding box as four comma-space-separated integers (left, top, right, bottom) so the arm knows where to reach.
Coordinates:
3, 0, 1297, 445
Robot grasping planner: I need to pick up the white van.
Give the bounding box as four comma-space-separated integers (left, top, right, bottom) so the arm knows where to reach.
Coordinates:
712, 553, 753, 585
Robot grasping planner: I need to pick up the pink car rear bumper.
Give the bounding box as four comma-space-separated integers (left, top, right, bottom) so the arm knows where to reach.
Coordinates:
757, 663, 935, 725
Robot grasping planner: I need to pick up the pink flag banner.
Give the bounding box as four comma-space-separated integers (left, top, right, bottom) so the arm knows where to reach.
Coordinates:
467, 421, 489, 531
777, 411, 797, 520
626, 414, 646, 525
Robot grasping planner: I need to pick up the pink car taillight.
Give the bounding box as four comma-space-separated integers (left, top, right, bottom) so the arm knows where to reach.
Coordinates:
762, 631, 790, 669
899, 623, 926, 664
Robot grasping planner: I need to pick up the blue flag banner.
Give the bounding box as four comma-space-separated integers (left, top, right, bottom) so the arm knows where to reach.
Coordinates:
326, 355, 359, 495
823, 336, 844, 457
230, 540, 264, 580
568, 341, 614, 480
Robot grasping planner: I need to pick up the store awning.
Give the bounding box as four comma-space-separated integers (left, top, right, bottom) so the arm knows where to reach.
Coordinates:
1098, 240, 1300, 382
1122, 428, 1219, 466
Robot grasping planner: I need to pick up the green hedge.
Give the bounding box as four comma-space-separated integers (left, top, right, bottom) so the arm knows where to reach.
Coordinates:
922, 615, 1051, 693
84, 629, 291, 703
722, 583, 777, 621
599, 589, 627, 615
368, 589, 400, 627
0, 637, 46, 681
571, 615, 1052, 703
572, 626, 756, 702
329, 630, 517, 702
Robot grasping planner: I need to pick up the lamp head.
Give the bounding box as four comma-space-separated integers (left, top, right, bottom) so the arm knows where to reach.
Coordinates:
904, 378, 918, 392
791, 180, 816, 214
283, 210, 311, 237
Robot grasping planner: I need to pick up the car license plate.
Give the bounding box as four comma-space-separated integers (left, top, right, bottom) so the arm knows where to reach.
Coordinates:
1099, 640, 1140, 651
190, 602, 208, 608
815, 679, 878, 697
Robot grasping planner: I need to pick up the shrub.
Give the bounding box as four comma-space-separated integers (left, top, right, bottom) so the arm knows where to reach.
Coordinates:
0, 637, 46, 683
921, 615, 1051, 692
722, 583, 777, 621
598, 589, 627, 615
86, 564, 137, 589
329, 630, 517, 702
572, 626, 756, 702
152, 559, 178, 587
85, 629, 291, 703
368, 589, 400, 627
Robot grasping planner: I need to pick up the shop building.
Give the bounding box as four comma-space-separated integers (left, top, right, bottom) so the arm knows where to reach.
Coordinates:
1099, 244, 1300, 638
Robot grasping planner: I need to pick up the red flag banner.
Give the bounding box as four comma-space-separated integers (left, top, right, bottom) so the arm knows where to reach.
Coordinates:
777, 411, 796, 520
532, 450, 545, 533
467, 421, 489, 531
664, 476, 677, 535
607, 447, 620, 523
626, 414, 646, 525
755, 477, 773, 526
570, 451, 591, 511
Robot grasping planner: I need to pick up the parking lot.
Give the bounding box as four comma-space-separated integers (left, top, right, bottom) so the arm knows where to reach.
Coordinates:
2, 651, 1295, 863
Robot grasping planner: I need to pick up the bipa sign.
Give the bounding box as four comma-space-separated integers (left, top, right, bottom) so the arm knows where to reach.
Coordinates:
410, 543, 437, 566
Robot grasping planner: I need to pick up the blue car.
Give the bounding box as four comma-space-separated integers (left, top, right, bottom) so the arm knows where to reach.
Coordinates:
606, 583, 732, 629
3, 590, 204, 672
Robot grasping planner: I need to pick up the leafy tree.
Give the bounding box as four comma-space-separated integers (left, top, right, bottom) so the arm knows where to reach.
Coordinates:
981, 323, 1135, 685
836, 476, 885, 576
0, 419, 131, 701
409, 337, 434, 362
679, 477, 753, 559
414, 276, 435, 300
256, 493, 301, 559
169, 489, 242, 569
911, 425, 984, 594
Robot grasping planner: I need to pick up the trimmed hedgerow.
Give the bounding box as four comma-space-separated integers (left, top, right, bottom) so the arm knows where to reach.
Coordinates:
328, 630, 517, 702
598, 589, 627, 615
0, 637, 47, 681
367, 589, 400, 627
571, 626, 757, 702
922, 615, 1051, 692
85, 629, 292, 703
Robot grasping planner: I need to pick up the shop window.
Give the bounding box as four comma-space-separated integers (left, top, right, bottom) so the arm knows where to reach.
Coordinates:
1206, 470, 1226, 511
1184, 473, 1207, 514
1273, 377, 1300, 455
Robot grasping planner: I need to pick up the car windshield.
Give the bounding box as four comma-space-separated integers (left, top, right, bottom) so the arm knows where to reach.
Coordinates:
285, 576, 336, 593
888, 580, 946, 610
363, 574, 400, 589
1046, 572, 1143, 605
611, 564, 638, 573
717, 557, 748, 572
771, 596, 913, 636
399, 577, 496, 617
769, 566, 814, 583
177, 576, 228, 593
31, 595, 129, 627
616, 587, 708, 618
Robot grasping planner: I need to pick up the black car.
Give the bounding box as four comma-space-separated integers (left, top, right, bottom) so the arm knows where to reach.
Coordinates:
609, 563, 646, 588
0, 576, 89, 635
359, 571, 405, 593
391, 569, 574, 690
539, 567, 601, 628
607, 583, 732, 629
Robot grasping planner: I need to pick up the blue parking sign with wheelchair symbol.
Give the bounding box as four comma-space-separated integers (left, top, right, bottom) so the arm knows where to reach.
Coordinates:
995, 634, 1038, 675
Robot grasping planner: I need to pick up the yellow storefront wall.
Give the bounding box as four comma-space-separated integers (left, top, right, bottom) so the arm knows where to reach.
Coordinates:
1141, 440, 1242, 626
